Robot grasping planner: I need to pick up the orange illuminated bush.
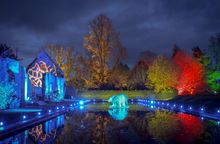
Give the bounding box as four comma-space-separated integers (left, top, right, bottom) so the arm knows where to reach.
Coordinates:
173, 50, 206, 95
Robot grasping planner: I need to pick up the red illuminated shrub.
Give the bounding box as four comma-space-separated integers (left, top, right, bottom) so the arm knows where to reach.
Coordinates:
173, 50, 206, 95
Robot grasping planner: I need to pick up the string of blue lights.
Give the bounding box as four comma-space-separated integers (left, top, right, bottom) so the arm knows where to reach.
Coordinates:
0, 100, 91, 130
137, 99, 220, 122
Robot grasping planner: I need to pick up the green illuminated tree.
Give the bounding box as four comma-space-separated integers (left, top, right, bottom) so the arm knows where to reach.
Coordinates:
207, 71, 220, 93
208, 33, 220, 70
192, 46, 220, 93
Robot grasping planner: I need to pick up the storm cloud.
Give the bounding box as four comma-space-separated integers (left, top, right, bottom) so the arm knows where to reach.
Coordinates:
0, 0, 220, 66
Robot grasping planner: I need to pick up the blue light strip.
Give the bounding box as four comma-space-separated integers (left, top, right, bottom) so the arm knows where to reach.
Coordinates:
0, 99, 92, 132
137, 98, 220, 121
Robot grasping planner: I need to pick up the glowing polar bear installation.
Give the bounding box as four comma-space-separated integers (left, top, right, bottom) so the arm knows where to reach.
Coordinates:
108, 94, 129, 120
108, 94, 129, 108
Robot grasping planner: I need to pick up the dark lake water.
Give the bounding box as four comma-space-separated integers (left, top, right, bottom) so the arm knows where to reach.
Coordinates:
1, 103, 220, 144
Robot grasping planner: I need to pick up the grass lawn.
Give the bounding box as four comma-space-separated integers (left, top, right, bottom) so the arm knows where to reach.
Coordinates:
86, 103, 150, 111
78, 90, 176, 100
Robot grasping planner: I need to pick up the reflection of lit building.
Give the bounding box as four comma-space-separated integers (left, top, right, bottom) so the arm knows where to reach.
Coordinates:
28, 115, 65, 143
27, 51, 65, 102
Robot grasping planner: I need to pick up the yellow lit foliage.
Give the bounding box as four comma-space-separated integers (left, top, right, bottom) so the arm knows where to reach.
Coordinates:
147, 56, 179, 93
48, 44, 66, 70
83, 14, 119, 87
75, 54, 97, 88
47, 45, 75, 84
110, 62, 129, 88
64, 48, 76, 82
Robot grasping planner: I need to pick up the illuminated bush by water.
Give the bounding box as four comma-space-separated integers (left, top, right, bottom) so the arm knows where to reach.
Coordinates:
0, 82, 16, 109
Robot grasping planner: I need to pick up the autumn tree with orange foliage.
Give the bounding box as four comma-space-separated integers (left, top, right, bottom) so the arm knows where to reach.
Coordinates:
128, 60, 148, 89
84, 14, 125, 88
109, 62, 129, 89
128, 51, 156, 89
173, 49, 206, 95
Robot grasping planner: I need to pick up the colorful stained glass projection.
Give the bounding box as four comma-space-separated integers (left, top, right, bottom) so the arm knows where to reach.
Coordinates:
28, 61, 57, 87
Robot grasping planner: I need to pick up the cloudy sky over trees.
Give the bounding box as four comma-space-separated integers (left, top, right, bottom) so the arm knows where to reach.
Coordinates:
0, 0, 220, 65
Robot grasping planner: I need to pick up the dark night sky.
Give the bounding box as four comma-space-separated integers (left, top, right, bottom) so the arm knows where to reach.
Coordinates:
0, 0, 220, 66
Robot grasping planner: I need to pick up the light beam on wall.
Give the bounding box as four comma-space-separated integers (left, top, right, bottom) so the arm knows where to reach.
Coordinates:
27, 61, 57, 87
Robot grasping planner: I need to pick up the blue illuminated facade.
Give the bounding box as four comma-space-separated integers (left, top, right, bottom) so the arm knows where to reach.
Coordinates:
0, 49, 65, 109
0, 57, 26, 108
27, 51, 65, 102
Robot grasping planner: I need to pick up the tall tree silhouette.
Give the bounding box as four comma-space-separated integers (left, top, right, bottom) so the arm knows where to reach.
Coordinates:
83, 14, 124, 87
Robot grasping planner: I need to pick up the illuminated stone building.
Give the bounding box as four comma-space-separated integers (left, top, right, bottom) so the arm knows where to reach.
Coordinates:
0, 44, 26, 108
26, 51, 65, 102
0, 45, 65, 109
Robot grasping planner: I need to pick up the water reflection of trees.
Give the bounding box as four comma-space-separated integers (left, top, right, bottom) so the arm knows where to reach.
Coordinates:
175, 113, 203, 144
127, 111, 153, 139
91, 115, 111, 144
128, 111, 206, 144
145, 111, 220, 144
56, 112, 94, 143
147, 111, 181, 143
195, 121, 220, 144
176, 113, 220, 144
55, 112, 114, 144
54, 110, 220, 144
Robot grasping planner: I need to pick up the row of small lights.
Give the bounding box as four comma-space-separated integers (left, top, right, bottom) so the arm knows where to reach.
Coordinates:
137, 99, 220, 118
0, 100, 88, 128
138, 102, 208, 121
